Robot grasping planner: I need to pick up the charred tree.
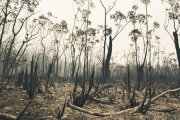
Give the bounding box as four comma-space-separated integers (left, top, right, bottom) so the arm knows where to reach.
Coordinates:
29, 56, 34, 99
173, 31, 180, 84
29, 56, 38, 99
16, 69, 24, 88
45, 63, 53, 93
105, 35, 112, 80
71, 69, 94, 107
23, 66, 28, 91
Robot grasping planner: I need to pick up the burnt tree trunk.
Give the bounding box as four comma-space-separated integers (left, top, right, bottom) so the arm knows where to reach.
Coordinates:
173, 31, 180, 84
45, 63, 52, 92
71, 46, 76, 80
29, 56, 34, 99
105, 35, 112, 80
137, 65, 144, 90
64, 56, 67, 78
127, 64, 131, 98
56, 58, 59, 78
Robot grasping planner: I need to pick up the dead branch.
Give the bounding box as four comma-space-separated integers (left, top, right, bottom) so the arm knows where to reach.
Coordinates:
89, 98, 114, 104
56, 99, 66, 119
16, 99, 33, 120
46, 88, 55, 94
120, 83, 126, 90
151, 87, 180, 102
89, 84, 114, 99
0, 113, 16, 120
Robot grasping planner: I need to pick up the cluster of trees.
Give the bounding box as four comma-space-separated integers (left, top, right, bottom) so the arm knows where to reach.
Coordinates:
0, 0, 180, 89
0, 0, 180, 86
1, 0, 180, 119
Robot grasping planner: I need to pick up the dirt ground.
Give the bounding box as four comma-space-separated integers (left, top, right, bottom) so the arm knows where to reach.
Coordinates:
0, 81, 180, 120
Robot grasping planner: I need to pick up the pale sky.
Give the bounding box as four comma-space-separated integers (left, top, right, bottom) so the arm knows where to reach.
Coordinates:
34, 0, 177, 64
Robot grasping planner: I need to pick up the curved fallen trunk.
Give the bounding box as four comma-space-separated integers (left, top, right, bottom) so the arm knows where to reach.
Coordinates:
67, 102, 140, 116
68, 87, 180, 116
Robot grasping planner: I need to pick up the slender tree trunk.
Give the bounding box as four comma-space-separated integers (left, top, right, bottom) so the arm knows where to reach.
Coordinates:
42, 54, 45, 78
56, 59, 59, 78
136, 4, 149, 90
0, 0, 10, 49
102, 10, 107, 84
71, 48, 75, 80
86, 50, 89, 79
105, 35, 112, 79
127, 64, 131, 99
173, 31, 180, 84
64, 56, 67, 78
41, 40, 46, 79
135, 37, 140, 89
2, 36, 16, 78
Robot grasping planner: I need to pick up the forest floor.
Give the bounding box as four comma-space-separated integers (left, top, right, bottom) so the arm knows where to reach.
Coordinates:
0, 80, 180, 120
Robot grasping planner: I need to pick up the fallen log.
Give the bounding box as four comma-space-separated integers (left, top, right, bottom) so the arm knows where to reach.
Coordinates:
68, 87, 180, 116
68, 102, 140, 116
151, 87, 180, 102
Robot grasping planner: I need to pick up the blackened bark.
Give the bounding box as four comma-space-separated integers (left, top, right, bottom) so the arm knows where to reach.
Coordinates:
127, 65, 131, 96
138, 65, 144, 90
105, 35, 112, 79
29, 56, 34, 99
56, 59, 59, 78
71, 47, 75, 80
45, 63, 52, 93
102, 9, 107, 84
173, 32, 180, 70
71, 61, 75, 80
173, 32, 180, 84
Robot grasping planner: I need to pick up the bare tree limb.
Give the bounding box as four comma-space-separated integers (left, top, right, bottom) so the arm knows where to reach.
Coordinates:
151, 87, 180, 102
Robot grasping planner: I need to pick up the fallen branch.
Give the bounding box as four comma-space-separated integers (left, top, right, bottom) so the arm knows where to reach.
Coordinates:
151, 87, 180, 102
89, 98, 113, 104
89, 85, 114, 99
0, 113, 16, 120
46, 88, 55, 94
56, 99, 66, 119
